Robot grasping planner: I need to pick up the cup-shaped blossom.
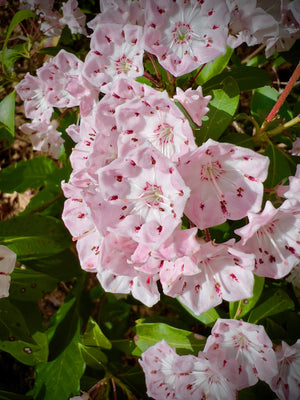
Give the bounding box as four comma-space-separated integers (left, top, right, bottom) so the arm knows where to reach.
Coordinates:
38, 50, 97, 112
20, 119, 64, 159
204, 318, 278, 389
59, 0, 87, 35
144, 0, 230, 76
178, 138, 269, 229
116, 88, 197, 162
175, 352, 237, 399
15, 71, 53, 122
0, 245, 16, 298
97, 231, 160, 306
235, 200, 300, 279
266, 340, 300, 400
173, 86, 211, 127
84, 144, 190, 249
83, 23, 144, 90
162, 240, 255, 315
139, 340, 182, 400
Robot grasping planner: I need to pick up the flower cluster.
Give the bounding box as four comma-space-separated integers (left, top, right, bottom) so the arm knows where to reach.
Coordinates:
14, 0, 300, 310
11, 0, 300, 398
140, 319, 300, 400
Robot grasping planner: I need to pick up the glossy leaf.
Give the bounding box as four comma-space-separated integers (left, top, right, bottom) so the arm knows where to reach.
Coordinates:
250, 86, 292, 125
135, 322, 206, 355
203, 66, 271, 94
196, 46, 233, 85
0, 215, 71, 261
0, 91, 15, 146
30, 329, 85, 400
264, 143, 294, 189
247, 289, 295, 324
229, 275, 265, 319
0, 298, 33, 342
0, 331, 48, 366
78, 343, 107, 370
48, 298, 79, 361
9, 267, 59, 302
81, 317, 111, 350
178, 299, 219, 326
0, 157, 57, 193
195, 76, 239, 145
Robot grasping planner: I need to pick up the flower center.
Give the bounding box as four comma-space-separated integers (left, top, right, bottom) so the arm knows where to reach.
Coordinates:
152, 123, 175, 157
140, 183, 163, 207
172, 22, 192, 44
115, 55, 133, 74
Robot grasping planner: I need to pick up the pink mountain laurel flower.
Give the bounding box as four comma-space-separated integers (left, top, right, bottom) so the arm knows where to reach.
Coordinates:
175, 351, 238, 399
38, 49, 98, 112
139, 339, 182, 400
204, 318, 278, 389
0, 245, 17, 298
144, 0, 230, 77
84, 143, 191, 249
226, 0, 279, 49
83, 23, 144, 90
20, 119, 64, 159
235, 199, 300, 279
116, 87, 197, 162
178, 138, 269, 229
59, 0, 87, 35
266, 339, 300, 400
97, 231, 160, 307
173, 86, 211, 127
162, 239, 255, 315
15, 71, 54, 122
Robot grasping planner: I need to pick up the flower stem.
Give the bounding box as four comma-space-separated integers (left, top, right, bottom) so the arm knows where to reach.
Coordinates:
264, 61, 300, 124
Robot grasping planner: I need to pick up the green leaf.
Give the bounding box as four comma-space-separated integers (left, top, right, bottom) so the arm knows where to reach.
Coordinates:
202, 66, 271, 94
178, 300, 219, 326
1, 10, 36, 72
247, 289, 295, 324
48, 298, 79, 360
0, 43, 30, 71
30, 330, 85, 400
0, 91, 15, 146
24, 249, 83, 281
9, 267, 59, 302
78, 343, 107, 370
250, 86, 292, 125
195, 76, 239, 145
1, 10, 37, 69
0, 214, 71, 261
229, 275, 265, 319
196, 46, 233, 85
0, 298, 33, 342
81, 317, 111, 350
264, 143, 294, 189
0, 157, 57, 193
135, 323, 206, 355
0, 331, 48, 366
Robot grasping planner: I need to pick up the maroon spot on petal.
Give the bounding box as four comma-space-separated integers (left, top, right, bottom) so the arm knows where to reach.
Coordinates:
109, 195, 118, 200
116, 175, 123, 182
285, 245, 296, 254
119, 215, 125, 220
220, 200, 228, 215
105, 35, 111, 43
237, 187, 244, 197
125, 129, 133, 134
230, 273, 239, 282
157, 225, 163, 233
130, 160, 136, 166
169, 167, 174, 174
186, 384, 193, 391
77, 213, 85, 218
195, 284, 200, 293
259, 258, 264, 264
151, 156, 156, 164
212, 25, 219, 29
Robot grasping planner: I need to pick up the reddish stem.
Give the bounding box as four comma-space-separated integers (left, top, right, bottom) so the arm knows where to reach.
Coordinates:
146, 52, 161, 80
265, 61, 300, 123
